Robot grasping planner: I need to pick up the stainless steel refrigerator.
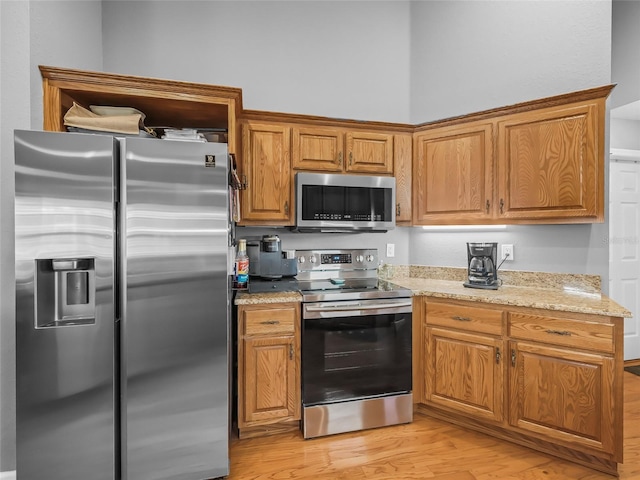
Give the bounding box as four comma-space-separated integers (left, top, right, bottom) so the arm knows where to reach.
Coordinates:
14, 130, 230, 480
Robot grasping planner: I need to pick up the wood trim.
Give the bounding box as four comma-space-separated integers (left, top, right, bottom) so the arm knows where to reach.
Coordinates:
414, 84, 615, 132
241, 108, 414, 133
39, 65, 243, 108
237, 419, 300, 439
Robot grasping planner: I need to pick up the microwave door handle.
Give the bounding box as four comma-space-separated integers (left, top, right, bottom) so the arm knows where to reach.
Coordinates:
305, 301, 412, 312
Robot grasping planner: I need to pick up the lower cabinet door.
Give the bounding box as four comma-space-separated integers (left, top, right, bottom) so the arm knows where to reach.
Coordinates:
242, 335, 297, 424
425, 326, 504, 423
508, 341, 617, 456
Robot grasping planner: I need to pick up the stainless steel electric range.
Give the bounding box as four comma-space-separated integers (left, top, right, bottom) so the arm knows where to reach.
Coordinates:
295, 248, 413, 439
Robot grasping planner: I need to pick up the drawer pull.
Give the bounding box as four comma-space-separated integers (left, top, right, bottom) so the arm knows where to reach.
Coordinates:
260, 320, 280, 325
511, 349, 516, 367
289, 344, 294, 360
545, 329, 572, 336
451, 315, 472, 322
496, 347, 501, 365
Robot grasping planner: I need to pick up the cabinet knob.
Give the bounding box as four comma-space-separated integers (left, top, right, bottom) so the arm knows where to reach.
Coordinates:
511, 349, 516, 367
496, 347, 501, 364
289, 344, 294, 360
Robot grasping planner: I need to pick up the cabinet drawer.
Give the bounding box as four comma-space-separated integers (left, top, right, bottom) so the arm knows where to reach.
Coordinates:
243, 307, 296, 336
508, 312, 613, 353
426, 303, 503, 335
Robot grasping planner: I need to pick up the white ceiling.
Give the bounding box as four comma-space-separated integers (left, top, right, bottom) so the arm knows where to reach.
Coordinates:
611, 100, 640, 120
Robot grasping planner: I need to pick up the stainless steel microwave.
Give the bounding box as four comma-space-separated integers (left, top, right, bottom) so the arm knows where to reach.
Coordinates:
294, 172, 396, 232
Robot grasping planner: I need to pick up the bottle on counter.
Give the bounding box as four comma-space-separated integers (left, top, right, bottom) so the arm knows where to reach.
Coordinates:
234, 239, 249, 289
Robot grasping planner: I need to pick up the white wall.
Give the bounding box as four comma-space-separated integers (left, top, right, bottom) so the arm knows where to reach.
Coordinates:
102, 0, 412, 123
410, 0, 611, 123
0, 0, 103, 472
611, 0, 640, 109
410, 225, 607, 274
408, 0, 612, 285
0, 2, 30, 472
611, 118, 640, 151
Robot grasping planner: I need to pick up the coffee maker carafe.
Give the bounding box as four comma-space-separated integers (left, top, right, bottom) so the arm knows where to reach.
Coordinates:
463, 242, 499, 290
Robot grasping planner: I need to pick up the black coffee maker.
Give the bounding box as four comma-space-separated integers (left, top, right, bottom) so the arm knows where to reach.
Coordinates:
463, 242, 499, 290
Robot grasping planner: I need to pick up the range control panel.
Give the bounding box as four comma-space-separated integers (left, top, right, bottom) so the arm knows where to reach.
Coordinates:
295, 249, 378, 276
320, 253, 351, 264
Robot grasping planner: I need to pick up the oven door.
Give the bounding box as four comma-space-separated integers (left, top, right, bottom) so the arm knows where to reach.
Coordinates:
302, 298, 412, 407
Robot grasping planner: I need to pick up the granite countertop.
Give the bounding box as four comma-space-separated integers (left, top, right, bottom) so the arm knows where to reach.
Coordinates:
234, 266, 632, 318
385, 265, 632, 318
391, 277, 631, 317
235, 290, 302, 305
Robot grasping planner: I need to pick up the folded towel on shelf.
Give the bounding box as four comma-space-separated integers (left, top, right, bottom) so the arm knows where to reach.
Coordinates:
64, 102, 142, 135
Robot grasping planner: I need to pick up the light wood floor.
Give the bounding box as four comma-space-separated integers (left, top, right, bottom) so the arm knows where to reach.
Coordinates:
229, 371, 640, 479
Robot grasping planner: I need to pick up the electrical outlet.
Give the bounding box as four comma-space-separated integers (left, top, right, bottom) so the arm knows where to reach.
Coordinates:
386, 243, 395, 257
501, 244, 514, 261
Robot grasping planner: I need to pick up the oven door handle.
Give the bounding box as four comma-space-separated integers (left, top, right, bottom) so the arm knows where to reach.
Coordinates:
305, 301, 412, 312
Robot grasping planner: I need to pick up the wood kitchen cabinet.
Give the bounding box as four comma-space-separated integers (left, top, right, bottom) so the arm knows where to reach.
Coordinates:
239, 109, 409, 226
292, 125, 393, 174
40, 67, 612, 228
496, 98, 604, 222
507, 311, 620, 459
237, 302, 301, 438
413, 121, 494, 224
416, 297, 623, 475
394, 133, 413, 225
344, 130, 394, 174
240, 121, 293, 225
423, 301, 505, 423
39, 65, 242, 155
291, 126, 345, 171
412, 84, 613, 226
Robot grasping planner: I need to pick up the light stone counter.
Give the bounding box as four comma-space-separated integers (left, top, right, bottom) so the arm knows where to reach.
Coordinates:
234, 266, 632, 318
235, 290, 302, 305
384, 265, 632, 318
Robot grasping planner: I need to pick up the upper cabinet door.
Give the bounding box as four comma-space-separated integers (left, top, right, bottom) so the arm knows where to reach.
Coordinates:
240, 122, 292, 225
345, 131, 394, 174
496, 99, 604, 222
291, 126, 344, 172
413, 121, 494, 225
394, 134, 413, 225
